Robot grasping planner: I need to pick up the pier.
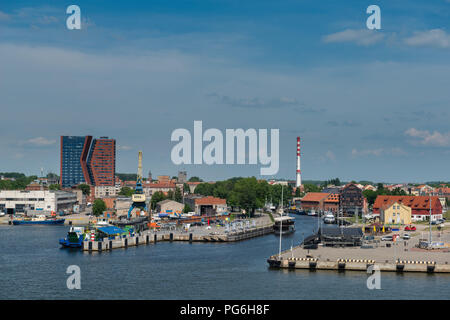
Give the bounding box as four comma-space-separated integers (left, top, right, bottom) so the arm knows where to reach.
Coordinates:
83, 224, 274, 252
268, 226, 450, 274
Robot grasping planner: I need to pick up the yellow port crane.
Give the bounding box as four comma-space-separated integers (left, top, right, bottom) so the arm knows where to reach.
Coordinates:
128, 151, 147, 219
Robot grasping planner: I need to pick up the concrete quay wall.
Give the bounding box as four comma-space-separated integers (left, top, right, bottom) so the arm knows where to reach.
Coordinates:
268, 257, 450, 273
83, 225, 274, 252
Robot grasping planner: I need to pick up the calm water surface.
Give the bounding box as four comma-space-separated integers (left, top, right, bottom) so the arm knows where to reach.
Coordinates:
1, 216, 449, 299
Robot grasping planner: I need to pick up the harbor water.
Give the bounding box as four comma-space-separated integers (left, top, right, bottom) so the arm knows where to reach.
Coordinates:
1, 215, 449, 300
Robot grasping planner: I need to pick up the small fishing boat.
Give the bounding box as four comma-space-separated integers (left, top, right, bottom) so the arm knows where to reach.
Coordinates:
274, 187, 296, 235
13, 215, 65, 225
307, 209, 317, 216
59, 227, 85, 248
273, 216, 296, 235
290, 208, 306, 215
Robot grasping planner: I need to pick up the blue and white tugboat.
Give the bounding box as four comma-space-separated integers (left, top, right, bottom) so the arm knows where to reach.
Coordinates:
59, 227, 85, 248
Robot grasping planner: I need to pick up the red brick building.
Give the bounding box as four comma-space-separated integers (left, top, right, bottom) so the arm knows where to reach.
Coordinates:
340, 183, 365, 215
301, 193, 330, 212
323, 193, 340, 213
185, 196, 228, 216
87, 137, 116, 186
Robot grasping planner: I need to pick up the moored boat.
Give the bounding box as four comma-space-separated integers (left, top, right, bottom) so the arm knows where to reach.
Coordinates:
273, 216, 296, 235
13, 215, 65, 225
323, 212, 336, 224
59, 227, 85, 248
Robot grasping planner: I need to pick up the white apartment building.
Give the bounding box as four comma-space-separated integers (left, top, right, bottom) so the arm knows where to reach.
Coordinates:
95, 185, 119, 198
0, 190, 77, 214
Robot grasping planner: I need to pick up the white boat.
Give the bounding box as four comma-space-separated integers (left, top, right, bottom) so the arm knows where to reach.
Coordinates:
274, 216, 296, 234
323, 212, 335, 224
308, 209, 317, 216
95, 220, 111, 227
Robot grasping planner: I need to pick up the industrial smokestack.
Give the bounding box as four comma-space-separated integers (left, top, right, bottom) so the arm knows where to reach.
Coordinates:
296, 137, 301, 188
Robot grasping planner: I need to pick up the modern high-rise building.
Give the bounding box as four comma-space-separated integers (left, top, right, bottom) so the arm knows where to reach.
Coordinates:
60, 136, 115, 188
87, 137, 116, 186
60, 136, 92, 188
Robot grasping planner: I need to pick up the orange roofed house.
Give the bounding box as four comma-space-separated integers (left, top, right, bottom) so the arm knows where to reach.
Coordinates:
301, 192, 340, 213
373, 195, 443, 222
184, 196, 228, 216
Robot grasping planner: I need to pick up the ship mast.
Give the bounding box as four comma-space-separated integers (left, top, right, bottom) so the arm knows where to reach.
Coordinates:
278, 185, 283, 258
429, 194, 432, 245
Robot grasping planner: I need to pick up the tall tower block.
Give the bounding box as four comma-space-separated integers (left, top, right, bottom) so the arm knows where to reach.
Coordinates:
296, 137, 302, 188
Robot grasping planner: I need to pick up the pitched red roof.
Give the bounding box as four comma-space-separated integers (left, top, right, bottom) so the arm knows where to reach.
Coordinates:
325, 193, 340, 203
195, 196, 226, 205
373, 195, 442, 216
301, 192, 330, 203
144, 182, 176, 188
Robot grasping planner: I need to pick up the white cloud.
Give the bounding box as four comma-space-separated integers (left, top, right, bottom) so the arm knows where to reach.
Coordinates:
318, 150, 336, 163
325, 150, 336, 161
0, 11, 10, 21
23, 137, 56, 146
405, 128, 450, 147
404, 29, 450, 48
351, 147, 407, 157
352, 148, 383, 157
117, 145, 132, 151
322, 29, 384, 46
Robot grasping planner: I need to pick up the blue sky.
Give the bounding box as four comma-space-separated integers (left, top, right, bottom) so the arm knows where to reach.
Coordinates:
0, 0, 449, 183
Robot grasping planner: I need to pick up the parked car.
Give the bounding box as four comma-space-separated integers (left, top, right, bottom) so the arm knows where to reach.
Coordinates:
381, 235, 393, 241
403, 234, 411, 240
405, 225, 416, 231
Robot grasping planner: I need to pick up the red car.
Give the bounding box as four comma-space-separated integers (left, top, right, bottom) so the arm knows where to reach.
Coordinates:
405, 225, 416, 231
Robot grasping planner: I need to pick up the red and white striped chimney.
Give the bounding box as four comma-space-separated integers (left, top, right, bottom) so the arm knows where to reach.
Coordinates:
296, 137, 301, 188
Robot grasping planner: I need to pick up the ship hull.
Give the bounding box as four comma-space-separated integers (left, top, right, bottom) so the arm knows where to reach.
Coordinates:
13, 219, 65, 225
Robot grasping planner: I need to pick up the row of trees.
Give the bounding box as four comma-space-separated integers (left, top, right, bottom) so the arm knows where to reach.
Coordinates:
0, 173, 37, 190
194, 177, 294, 216
150, 188, 183, 210
363, 183, 407, 207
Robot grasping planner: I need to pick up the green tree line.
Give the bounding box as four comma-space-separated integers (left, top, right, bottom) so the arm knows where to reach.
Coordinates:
363, 183, 407, 207
0, 174, 38, 190
193, 177, 294, 216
